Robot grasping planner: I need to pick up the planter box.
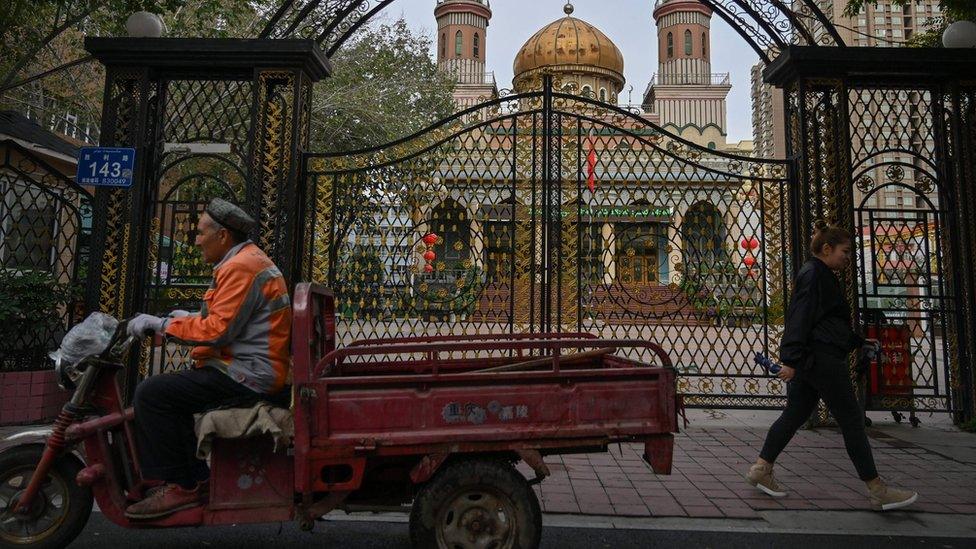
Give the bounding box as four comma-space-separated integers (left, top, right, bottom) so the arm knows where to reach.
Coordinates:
0, 370, 69, 426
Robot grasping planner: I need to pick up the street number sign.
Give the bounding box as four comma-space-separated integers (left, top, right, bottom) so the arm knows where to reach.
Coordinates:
77, 147, 136, 188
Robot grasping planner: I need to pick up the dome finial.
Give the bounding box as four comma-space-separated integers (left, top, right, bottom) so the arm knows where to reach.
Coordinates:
563, 2, 574, 16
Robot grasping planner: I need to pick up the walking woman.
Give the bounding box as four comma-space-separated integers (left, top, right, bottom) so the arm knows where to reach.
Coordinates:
746, 225, 918, 511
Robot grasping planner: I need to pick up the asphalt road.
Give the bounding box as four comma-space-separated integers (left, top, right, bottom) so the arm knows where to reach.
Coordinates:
66, 514, 970, 549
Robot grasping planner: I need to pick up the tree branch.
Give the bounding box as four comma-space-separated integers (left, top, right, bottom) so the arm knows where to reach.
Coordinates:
0, 1, 102, 89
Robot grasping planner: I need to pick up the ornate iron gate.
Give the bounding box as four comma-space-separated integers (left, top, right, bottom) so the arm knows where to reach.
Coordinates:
767, 50, 976, 419
303, 76, 792, 408
0, 142, 92, 370
848, 87, 958, 415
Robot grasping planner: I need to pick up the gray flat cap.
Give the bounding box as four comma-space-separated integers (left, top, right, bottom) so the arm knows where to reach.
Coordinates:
205, 198, 256, 234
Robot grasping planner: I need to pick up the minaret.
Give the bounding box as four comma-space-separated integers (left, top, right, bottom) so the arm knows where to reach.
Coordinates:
435, 0, 497, 109
643, 0, 731, 149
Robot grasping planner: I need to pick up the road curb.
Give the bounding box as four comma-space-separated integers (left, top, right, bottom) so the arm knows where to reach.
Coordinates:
320, 509, 976, 539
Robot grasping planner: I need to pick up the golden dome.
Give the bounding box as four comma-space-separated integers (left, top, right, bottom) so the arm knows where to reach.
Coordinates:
513, 14, 625, 85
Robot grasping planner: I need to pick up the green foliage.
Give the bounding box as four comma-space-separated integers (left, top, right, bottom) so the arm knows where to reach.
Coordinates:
0, 269, 82, 370
336, 247, 386, 319
959, 417, 976, 433
1, 1, 170, 89
311, 18, 456, 153
843, 1, 976, 47
414, 264, 484, 319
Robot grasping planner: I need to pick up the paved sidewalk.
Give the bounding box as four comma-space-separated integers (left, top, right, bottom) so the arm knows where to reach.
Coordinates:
5, 411, 975, 521
522, 410, 976, 518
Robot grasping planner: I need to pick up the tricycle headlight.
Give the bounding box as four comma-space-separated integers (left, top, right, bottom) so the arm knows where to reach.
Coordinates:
54, 356, 81, 391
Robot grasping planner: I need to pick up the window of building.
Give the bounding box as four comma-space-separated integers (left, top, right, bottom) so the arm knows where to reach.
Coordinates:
581, 85, 592, 97
667, 32, 673, 58
599, 88, 607, 102
701, 33, 707, 57
473, 32, 480, 59
707, 141, 716, 150
455, 30, 463, 57
684, 30, 692, 56
440, 33, 445, 57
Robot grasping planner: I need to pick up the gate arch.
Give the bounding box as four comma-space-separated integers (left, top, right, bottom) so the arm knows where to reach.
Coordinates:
259, 0, 844, 65
303, 77, 792, 408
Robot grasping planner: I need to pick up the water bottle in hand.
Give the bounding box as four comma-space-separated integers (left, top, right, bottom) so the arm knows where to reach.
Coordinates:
754, 352, 782, 374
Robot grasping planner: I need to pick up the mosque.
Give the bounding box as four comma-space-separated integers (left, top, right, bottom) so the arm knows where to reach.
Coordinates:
341, 0, 767, 325
436, 0, 753, 153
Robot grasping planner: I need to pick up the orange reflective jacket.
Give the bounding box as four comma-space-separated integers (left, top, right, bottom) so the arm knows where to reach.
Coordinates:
164, 242, 292, 394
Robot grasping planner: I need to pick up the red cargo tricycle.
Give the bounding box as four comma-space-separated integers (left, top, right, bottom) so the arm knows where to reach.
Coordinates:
1, 283, 677, 548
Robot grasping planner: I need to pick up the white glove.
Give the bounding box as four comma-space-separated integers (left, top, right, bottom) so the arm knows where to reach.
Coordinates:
126, 314, 166, 339
167, 310, 194, 318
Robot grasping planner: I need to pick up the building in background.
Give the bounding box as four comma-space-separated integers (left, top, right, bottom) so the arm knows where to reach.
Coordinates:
332, 1, 768, 322
751, 1, 941, 206
749, 59, 786, 161
435, 0, 498, 110
642, 0, 733, 151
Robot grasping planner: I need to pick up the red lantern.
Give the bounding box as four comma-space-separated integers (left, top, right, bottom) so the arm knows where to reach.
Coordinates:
743, 255, 756, 268
423, 233, 438, 246
423, 250, 436, 262
750, 237, 760, 250
423, 264, 434, 273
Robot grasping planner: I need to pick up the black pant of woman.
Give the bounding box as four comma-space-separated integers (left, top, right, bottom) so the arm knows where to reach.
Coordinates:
759, 349, 878, 481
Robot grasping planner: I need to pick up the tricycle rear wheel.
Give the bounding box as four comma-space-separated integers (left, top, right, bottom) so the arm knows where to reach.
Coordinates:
409, 458, 542, 549
0, 445, 93, 549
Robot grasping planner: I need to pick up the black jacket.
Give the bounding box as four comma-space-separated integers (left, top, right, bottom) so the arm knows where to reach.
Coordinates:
779, 257, 864, 369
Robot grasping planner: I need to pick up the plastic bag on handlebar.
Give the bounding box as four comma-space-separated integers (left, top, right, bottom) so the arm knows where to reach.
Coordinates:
49, 312, 120, 366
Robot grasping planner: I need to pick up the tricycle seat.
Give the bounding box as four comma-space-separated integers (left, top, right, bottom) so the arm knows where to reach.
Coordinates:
194, 402, 293, 458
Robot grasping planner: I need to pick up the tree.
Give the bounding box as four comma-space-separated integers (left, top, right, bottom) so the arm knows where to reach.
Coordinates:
336, 247, 386, 319
312, 18, 456, 276
844, 0, 976, 47
310, 18, 456, 153
0, 1, 270, 143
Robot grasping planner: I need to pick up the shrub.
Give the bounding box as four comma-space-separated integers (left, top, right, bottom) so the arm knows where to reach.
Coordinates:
0, 269, 81, 371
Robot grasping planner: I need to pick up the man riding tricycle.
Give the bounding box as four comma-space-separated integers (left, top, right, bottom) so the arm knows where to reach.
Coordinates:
1, 199, 678, 549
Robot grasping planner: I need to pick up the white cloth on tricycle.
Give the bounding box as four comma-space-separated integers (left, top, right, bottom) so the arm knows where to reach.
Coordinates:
194, 401, 293, 459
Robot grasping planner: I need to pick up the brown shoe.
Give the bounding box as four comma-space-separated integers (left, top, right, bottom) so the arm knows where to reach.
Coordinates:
867, 479, 918, 511
746, 462, 787, 497
125, 482, 205, 519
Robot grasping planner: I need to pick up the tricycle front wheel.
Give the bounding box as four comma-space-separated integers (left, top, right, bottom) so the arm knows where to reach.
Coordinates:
409, 458, 542, 549
0, 445, 93, 549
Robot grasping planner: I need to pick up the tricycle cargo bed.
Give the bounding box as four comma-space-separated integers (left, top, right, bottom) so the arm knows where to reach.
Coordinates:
295, 333, 678, 452
290, 284, 679, 497
310, 361, 677, 448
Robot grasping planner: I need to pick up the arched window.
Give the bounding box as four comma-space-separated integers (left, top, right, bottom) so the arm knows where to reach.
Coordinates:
666, 32, 673, 58
581, 85, 592, 97
455, 30, 463, 57
707, 141, 716, 150
702, 33, 707, 56
473, 32, 480, 58
599, 88, 607, 102
440, 33, 445, 57
684, 30, 693, 56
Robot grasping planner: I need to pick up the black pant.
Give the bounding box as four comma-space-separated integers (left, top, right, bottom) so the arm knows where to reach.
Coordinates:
133, 367, 264, 487
759, 350, 879, 481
